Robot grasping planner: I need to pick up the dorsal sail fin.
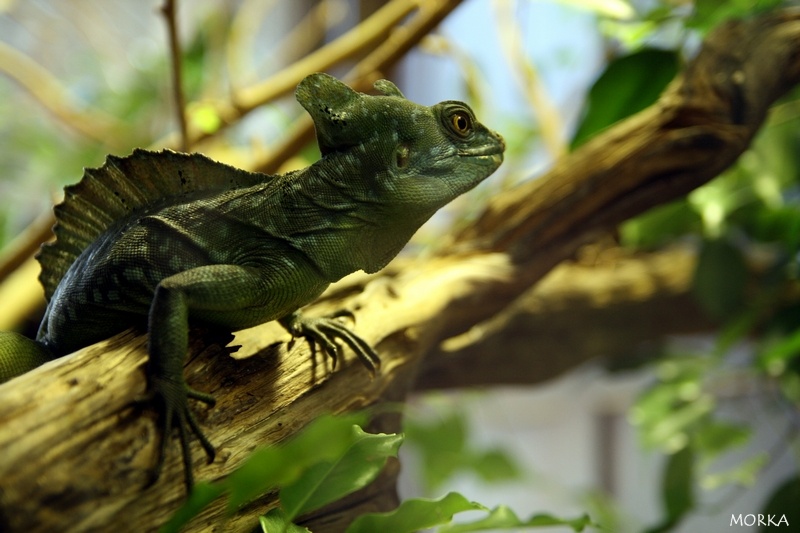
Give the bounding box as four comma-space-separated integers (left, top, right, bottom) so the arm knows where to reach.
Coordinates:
37, 148, 271, 301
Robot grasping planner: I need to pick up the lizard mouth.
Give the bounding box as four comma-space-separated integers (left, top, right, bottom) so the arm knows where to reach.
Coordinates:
460, 145, 505, 166
458, 133, 506, 165
474, 153, 503, 167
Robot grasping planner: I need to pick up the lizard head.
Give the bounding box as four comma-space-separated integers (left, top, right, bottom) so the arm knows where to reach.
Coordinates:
294, 73, 505, 274
296, 73, 505, 215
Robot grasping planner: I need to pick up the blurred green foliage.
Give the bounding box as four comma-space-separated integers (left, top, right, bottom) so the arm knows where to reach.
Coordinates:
570, 2, 800, 531
403, 408, 521, 493
570, 48, 679, 149
349, 493, 595, 533
162, 411, 592, 533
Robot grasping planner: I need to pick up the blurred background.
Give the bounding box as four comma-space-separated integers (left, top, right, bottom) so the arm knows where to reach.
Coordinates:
0, 1, 798, 531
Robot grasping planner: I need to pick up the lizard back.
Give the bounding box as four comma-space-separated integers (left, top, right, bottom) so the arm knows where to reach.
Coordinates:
37, 149, 271, 301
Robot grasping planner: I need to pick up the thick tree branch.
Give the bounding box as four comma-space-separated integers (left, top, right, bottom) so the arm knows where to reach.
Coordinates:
456, 10, 800, 255
415, 246, 708, 390
1, 8, 800, 533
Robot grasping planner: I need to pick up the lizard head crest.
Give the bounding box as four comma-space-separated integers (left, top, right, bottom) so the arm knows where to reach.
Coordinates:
295, 73, 409, 155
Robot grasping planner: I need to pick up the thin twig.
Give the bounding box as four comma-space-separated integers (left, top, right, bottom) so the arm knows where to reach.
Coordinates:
162, 0, 189, 152
224, 0, 279, 90
494, 0, 566, 160
348, 0, 463, 80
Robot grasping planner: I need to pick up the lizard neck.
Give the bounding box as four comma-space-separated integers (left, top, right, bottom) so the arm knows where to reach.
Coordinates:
270, 156, 432, 281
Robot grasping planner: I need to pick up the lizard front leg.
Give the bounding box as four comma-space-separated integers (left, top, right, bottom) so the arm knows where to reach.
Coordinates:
278, 311, 381, 375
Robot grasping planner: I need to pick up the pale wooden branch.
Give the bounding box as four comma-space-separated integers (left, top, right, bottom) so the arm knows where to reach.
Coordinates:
248, 0, 466, 175
1, 8, 800, 533
416, 246, 708, 390
226, 0, 344, 91
433, 7, 800, 340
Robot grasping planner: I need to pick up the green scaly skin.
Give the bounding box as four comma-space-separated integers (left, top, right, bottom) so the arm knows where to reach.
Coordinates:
0, 73, 505, 491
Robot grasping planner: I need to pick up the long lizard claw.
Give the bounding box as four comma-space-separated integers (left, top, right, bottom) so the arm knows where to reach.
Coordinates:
279, 311, 381, 376
147, 376, 216, 492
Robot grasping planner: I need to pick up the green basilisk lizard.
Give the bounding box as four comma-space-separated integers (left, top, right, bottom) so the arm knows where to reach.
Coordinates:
0, 73, 504, 490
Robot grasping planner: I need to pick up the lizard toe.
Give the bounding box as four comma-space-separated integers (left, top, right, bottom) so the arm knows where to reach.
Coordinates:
147, 376, 216, 492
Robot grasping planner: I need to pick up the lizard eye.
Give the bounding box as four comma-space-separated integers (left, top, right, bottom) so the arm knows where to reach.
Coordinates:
449, 111, 472, 137
438, 102, 476, 139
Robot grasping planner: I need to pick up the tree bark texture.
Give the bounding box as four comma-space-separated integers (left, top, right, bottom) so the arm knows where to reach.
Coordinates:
1, 8, 800, 533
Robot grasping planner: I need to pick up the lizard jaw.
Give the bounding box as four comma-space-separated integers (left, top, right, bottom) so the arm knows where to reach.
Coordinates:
459, 147, 504, 168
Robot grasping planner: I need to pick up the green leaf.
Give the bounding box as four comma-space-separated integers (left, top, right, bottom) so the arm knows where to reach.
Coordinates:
227, 412, 367, 511
692, 238, 748, 320
259, 508, 311, 533
644, 445, 695, 533
225, 446, 284, 511
632, 380, 691, 427
630, 356, 715, 452
689, 0, 782, 34
571, 48, 678, 148
405, 410, 520, 491
470, 449, 521, 484
619, 200, 700, 249
759, 475, 800, 532
159, 482, 226, 533
759, 328, 800, 376
753, 206, 800, 251
280, 426, 403, 518
778, 370, 800, 405
162, 414, 371, 529
188, 102, 222, 134
404, 411, 469, 490
664, 445, 695, 520
345, 492, 486, 533
440, 505, 596, 532
701, 453, 768, 490
694, 421, 751, 461
639, 395, 714, 451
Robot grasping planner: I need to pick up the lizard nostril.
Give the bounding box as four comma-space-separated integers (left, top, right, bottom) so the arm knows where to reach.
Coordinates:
496, 132, 506, 151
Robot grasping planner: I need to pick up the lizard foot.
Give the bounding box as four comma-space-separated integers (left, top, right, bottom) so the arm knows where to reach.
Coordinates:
280, 311, 381, 375
144, 375, 216, 491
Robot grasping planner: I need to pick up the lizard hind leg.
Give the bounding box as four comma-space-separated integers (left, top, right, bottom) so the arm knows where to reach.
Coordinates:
147, 375, 216, 489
